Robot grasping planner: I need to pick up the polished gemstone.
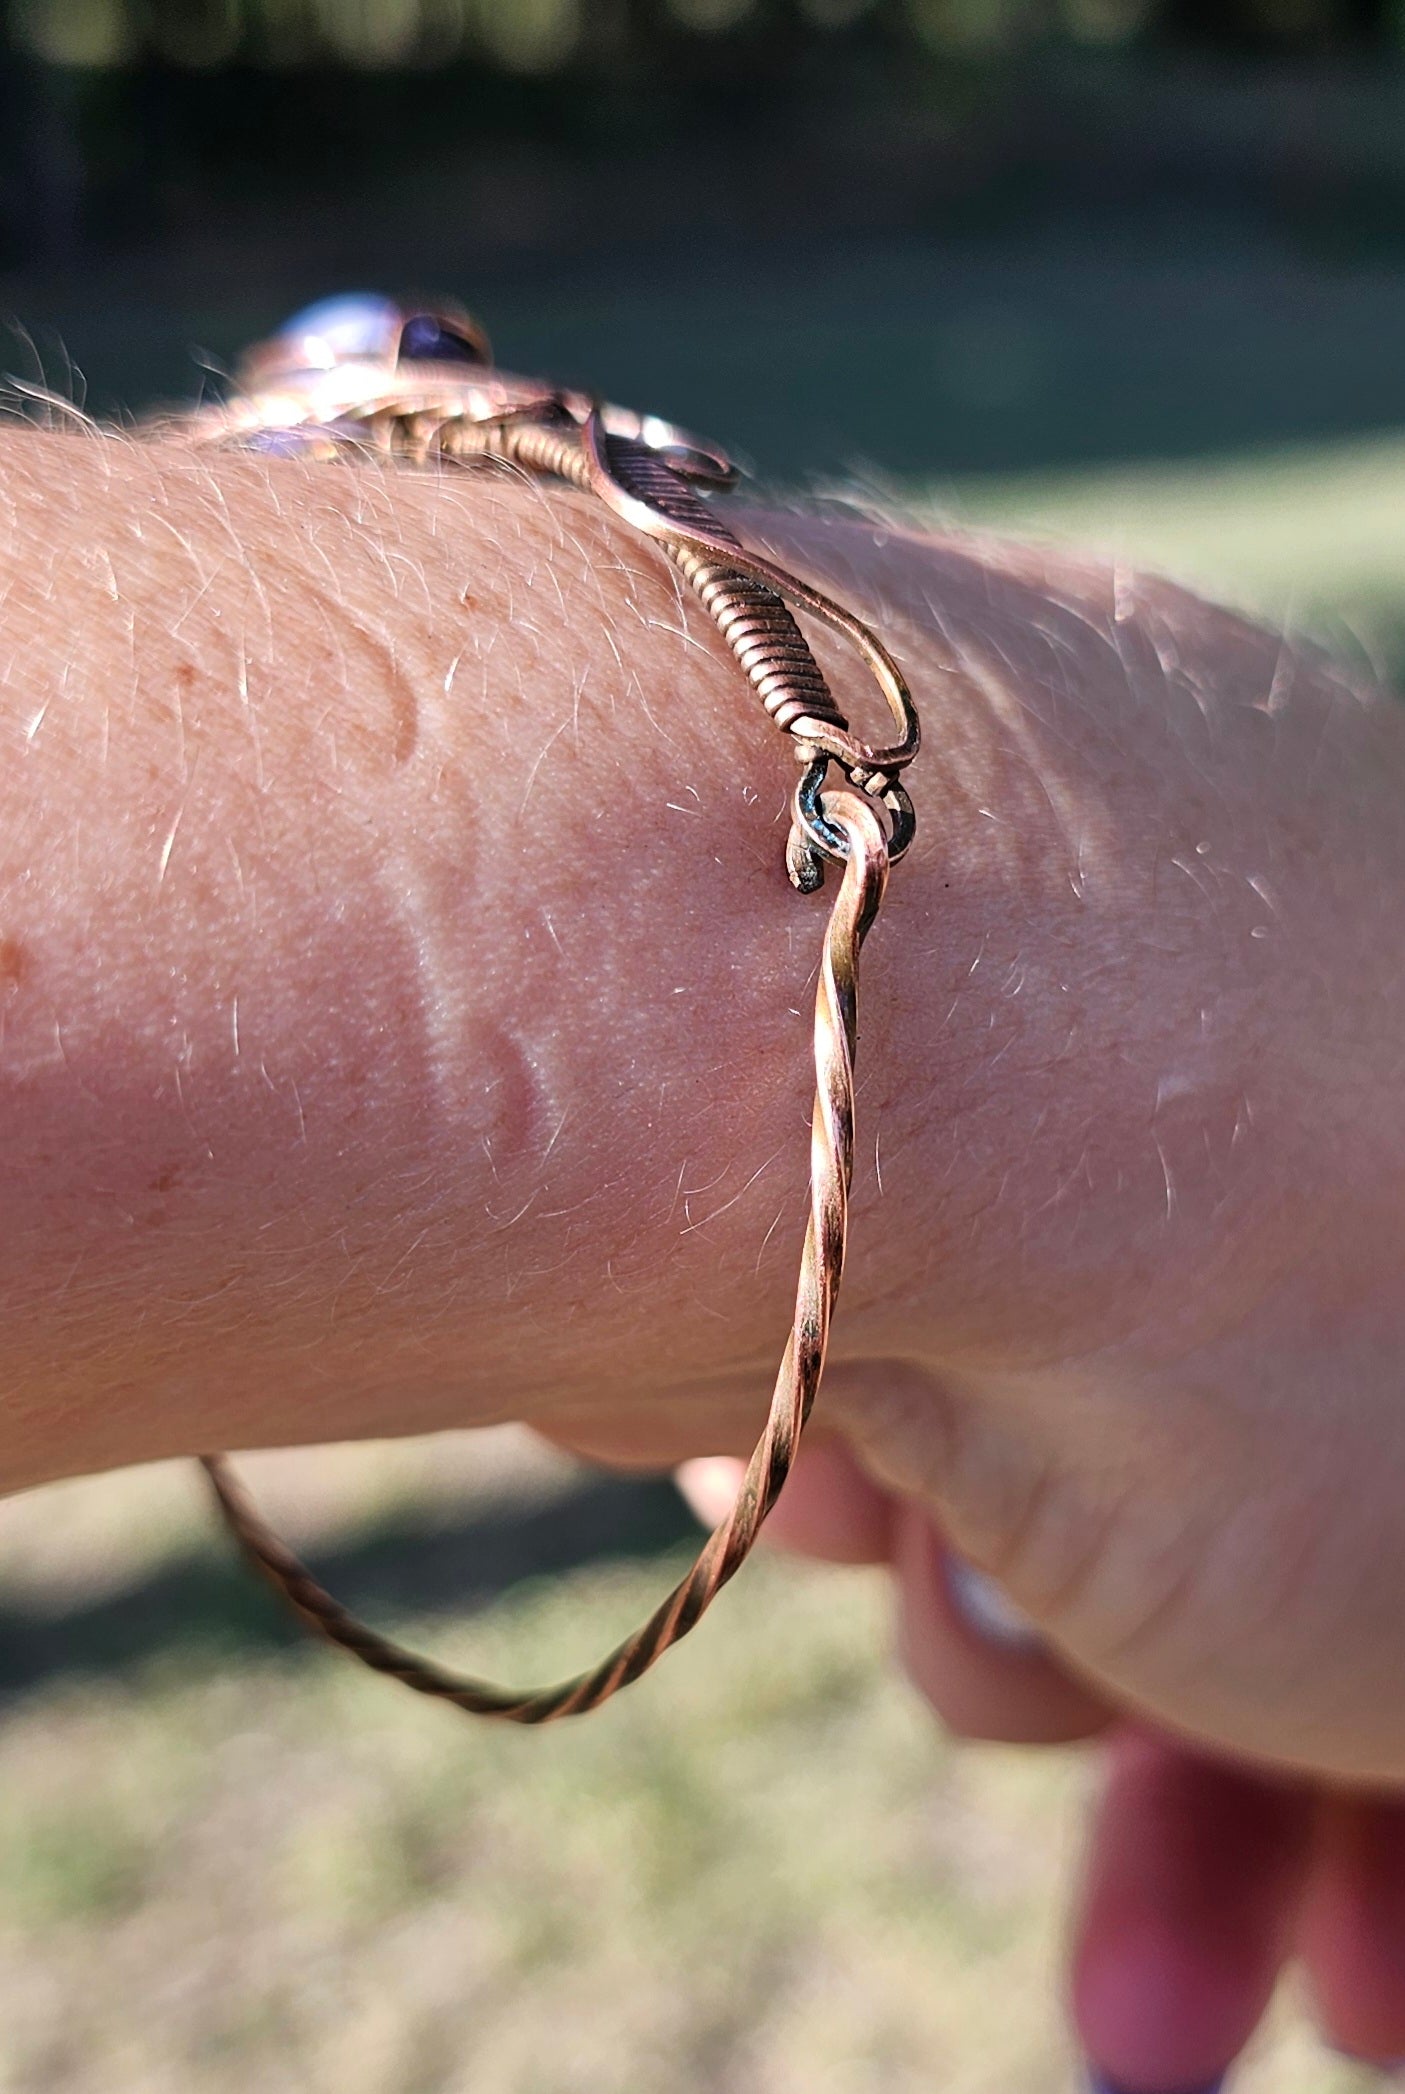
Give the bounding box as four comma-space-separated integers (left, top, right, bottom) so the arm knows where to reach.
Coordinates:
275, 294, 400, 365
398, 312, 483, 365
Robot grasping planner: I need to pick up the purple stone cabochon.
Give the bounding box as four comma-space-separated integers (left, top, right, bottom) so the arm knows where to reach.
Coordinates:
397, 312, 483, 364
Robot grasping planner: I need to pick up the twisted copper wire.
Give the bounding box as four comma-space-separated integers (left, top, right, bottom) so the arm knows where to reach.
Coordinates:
200, 795, 887, 1723
184, 302, 917, 1720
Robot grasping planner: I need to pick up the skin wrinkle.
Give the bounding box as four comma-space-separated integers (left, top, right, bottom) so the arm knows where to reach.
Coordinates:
358, 467, 817, 1362
1103, 1491, 1336, 1723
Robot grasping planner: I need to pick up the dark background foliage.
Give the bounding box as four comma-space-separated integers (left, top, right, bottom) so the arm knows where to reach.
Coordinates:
5, 0, 1405, 484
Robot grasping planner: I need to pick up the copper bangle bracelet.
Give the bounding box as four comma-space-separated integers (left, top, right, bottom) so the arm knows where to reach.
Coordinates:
178, 296, 920, 1724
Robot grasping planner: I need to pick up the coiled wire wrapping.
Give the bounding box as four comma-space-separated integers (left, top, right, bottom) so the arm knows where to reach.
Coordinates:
452, 414, 852, 750
195, 353, 916, 1721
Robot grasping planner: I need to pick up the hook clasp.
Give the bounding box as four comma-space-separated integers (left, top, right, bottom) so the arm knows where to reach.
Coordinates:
787, 754, 916, 894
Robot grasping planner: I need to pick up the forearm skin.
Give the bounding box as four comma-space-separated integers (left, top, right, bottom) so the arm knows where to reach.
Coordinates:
3, 426, 1405, 1743
0, 430, 830, 1480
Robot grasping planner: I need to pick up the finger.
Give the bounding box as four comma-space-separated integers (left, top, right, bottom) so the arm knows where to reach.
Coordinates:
676, 1439, 893, 1563
894, 1501, 1113, 1744
1299, 1790, 1405, 2069
1071, 1730, 1313, 2094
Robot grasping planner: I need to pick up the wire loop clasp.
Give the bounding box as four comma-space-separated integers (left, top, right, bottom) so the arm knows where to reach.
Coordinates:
573, 408, 921, 892
787, 754, 915, 893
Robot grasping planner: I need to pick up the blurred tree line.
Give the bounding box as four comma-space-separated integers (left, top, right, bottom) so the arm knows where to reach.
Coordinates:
2, 0, 1404, 274
2, 0, 1400, 70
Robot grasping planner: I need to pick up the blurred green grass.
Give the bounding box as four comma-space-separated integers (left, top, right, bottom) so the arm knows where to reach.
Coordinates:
947, 427, 1405, 685
0, 1443, 1365, 2094
4, 429, 1404, 2093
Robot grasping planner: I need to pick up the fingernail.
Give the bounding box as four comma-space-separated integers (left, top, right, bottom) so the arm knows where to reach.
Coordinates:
945, 1554, 1043, 1652
1085, 2076, 1226, 2094
674, 1457, 743, 1527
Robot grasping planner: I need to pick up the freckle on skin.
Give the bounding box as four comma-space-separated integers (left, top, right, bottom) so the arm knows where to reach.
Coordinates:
0, 936, 28, 991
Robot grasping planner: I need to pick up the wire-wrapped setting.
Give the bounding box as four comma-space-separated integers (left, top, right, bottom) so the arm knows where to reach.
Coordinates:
179, 297, 919, 1722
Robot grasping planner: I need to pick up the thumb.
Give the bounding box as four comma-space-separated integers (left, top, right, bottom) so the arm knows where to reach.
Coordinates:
677, 1437, 1111, 1746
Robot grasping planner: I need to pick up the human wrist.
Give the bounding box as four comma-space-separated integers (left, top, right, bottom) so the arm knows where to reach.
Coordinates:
6, 422, 1405, 1511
